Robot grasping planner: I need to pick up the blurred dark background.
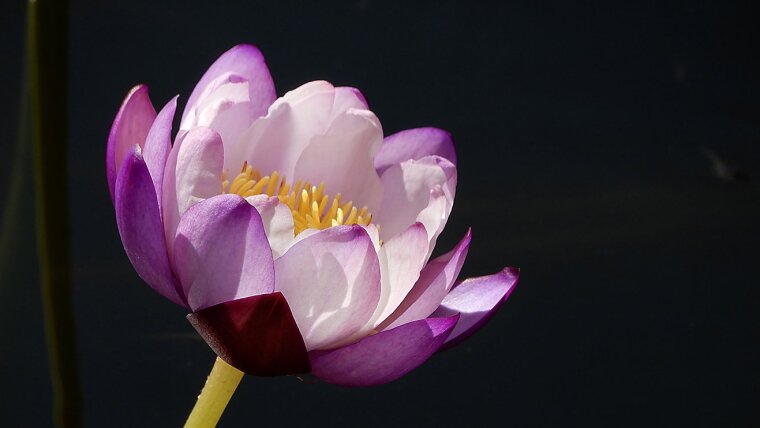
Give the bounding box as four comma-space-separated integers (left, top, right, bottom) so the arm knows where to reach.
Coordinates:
2, 0, 760, 426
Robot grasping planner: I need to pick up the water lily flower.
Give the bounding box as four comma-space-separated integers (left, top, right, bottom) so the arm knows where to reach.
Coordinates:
107, 44, 519, 388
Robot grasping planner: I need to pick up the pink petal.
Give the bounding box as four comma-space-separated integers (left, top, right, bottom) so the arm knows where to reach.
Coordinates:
332, 86, 369, 115
184, 78, 254, 172
366, 223, 429, 329
362, 224, 382, 252
244, 195, 296, 259
293, 107, 384, 212
106, 85, 157, 202
374, 127, 456, 175
380, 230, 471, 330
172, 194, 275, 311
375, 155, 457, 247
231, 81, 337, 180
162, 127, 224, 257
115, 149, 185, 307
141, 96, 177, 208
309, 314, 459, 387
274, 226, 381, 351
432, 267, 520, 350
182, 44, 275, 126
415, 189, 450, 258
187, 292, 310, 376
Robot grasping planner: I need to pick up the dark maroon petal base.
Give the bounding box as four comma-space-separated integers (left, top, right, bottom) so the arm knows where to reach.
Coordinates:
187, 292, 310, 376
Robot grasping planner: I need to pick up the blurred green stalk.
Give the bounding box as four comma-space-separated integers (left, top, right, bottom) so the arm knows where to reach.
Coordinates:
27, 0, 82, 427
0, 36, 30, 291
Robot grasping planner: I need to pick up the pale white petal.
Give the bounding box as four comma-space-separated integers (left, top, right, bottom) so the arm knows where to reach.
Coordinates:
231, 81, 336, 179
366, 223, 429, 329
375, 156, 456, 250
274, 226, 381, 351
245, 195, 296, 259
162, 127, 224, 256
293, 108, 383, 212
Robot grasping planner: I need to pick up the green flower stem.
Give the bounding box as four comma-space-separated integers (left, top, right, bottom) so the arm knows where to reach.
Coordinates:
185, 357, 245, 428
27, 0, 82, 426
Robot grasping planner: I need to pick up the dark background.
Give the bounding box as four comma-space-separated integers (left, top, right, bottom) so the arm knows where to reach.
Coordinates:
2, 0, 760, 426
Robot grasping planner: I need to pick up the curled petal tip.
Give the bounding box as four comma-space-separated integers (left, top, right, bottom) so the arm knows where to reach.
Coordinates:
434, 267, 520, 351
107, 84, 157, 202
229, 43, 265, 55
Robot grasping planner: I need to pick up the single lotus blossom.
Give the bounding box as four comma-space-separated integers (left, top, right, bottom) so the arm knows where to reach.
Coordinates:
107, 44, 519, 388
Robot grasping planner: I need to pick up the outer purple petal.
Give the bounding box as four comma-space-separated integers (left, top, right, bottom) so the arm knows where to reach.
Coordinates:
141, 96, 177, 209
374, 127, 456, 175
187, 292, 310, 376
107, 85, 157, 202
182, 44, 276, 123
380, 229, 472, 330
309, 314, 459, 387
432, 267, 520, 351
173, 194, 275, 311
115, 149, 185, 307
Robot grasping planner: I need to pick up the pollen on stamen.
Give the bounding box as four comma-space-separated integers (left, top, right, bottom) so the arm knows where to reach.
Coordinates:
222, 162, 374, 235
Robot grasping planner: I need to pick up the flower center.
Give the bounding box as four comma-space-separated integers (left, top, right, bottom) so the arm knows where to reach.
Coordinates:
222, 161, 373, 236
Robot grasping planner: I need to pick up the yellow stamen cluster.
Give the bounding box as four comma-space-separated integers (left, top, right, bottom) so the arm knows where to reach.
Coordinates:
223, 161, 373, 235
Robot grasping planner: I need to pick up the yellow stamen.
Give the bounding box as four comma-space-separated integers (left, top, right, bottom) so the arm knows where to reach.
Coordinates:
249, 176, 269, 195
265, 171, 280, 196
222, 163, 375, 235
345, 206, 358, 225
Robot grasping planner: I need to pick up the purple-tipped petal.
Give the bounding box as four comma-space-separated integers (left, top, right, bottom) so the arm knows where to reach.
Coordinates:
374, 127, 457, 175
115, 149, 185, 307
432, 267, 520, 351
274, 226, 381, 351
142, 96, 177, 207
173, 195, 275, 311
309, 314, 459, 387
107, 85, 157, 202
188, 292, 310, 376
380, 229, 472, 330
182, 44, 276, 124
